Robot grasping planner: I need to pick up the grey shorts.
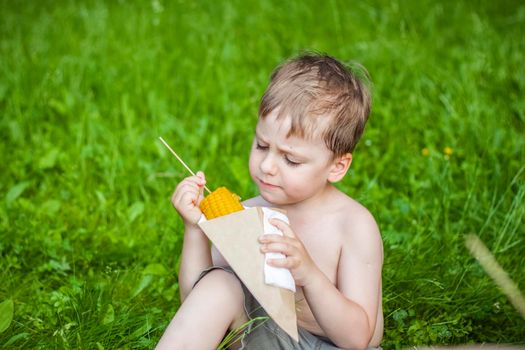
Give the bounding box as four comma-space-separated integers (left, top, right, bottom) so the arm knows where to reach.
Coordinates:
194, 266, 342, 349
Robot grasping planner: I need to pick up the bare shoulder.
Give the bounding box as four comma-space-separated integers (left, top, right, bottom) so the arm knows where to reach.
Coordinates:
332, 190, 383, 261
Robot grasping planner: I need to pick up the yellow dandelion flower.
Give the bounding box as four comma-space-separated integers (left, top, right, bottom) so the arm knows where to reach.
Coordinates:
444, 147, 453, 156
421, 148, 429, 156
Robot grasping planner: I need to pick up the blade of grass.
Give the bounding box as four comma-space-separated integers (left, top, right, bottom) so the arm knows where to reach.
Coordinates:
465, 234, 525, 319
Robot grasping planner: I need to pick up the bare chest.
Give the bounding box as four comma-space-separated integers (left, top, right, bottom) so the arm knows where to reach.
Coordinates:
292, 220, 342, 284
291, 220, 342, 335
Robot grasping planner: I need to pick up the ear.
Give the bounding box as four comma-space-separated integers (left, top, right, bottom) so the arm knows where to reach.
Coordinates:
327, 153, 352, 183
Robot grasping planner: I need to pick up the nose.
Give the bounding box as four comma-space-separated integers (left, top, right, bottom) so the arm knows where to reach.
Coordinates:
260, 153, 277, 176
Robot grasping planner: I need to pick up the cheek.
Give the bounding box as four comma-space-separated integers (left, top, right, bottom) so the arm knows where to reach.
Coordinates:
248, 149, 258, 178
282, 166, 324, 192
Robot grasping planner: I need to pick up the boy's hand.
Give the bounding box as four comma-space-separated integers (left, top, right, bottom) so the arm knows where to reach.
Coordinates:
259, 219, 318, 287
171, 171, 206, 225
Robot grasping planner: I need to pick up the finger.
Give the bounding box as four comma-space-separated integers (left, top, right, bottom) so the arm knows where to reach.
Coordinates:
174, 176, 205, 197
173, 183, 200, 204
269, 219, 295, 238
258, 234, 285, 243
189, 177, 206, 203
174, 185, 200, 205
259, 234, 298, 250
180, 175, 206, 188
177, 182, 200, 193
182, 183, 201, 195
196, 171, 206, 183
261, 242, 294, 256
267, 257, 298, 269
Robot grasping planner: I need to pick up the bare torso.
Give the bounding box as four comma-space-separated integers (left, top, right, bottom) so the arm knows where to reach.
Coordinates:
217, 190, 383, 347
285, 200, 384, 347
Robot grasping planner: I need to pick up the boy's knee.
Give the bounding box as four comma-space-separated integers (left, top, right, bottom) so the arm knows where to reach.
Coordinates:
197, 269, 247, 327
199, 269, 244, 301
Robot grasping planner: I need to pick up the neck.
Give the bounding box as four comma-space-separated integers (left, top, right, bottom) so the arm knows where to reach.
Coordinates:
280, 183, 335, 220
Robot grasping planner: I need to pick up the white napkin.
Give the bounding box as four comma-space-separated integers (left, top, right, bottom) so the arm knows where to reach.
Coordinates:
261, 207, 296, 292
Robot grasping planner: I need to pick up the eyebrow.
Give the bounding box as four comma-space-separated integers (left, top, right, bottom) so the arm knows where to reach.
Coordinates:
255, 132, 305, 158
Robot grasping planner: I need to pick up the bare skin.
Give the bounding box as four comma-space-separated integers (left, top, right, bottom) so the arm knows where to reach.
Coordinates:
242, 192, 383, 347
156, 111, 383, 349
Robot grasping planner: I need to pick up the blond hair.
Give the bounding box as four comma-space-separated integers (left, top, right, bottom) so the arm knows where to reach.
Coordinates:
259, 53, 371, 155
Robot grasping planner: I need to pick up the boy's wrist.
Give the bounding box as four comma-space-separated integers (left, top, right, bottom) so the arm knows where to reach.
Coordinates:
182, 214, 203, 228
183, 222, 205, 236
183, 220, 199, 229
302, 266, 329, 290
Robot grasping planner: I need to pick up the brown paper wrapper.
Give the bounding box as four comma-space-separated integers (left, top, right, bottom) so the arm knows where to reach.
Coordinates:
198, 207, 298, 341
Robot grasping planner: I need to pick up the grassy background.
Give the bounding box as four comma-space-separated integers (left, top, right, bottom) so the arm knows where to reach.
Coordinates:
1, 0, 524, 348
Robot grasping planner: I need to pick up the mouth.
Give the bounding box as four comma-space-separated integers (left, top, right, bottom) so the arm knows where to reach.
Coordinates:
258, 178, 280, 189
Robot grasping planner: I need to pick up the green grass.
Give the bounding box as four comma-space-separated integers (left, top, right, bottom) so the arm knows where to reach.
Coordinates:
1, 0, 524, 348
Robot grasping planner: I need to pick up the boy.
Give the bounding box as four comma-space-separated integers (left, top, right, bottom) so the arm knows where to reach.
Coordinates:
157, 53, 383, 349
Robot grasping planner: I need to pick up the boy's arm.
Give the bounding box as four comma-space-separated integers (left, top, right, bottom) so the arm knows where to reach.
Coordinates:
178, 224, 213, 302
304, 214, 383, 349
171, 172, 214, 303
263, 213, 382, 349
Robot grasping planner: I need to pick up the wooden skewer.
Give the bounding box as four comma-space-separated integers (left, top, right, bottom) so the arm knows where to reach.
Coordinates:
159, 137, 211, 194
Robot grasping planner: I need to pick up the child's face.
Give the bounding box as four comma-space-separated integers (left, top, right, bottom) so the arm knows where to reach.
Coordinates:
248, 110, 337, 206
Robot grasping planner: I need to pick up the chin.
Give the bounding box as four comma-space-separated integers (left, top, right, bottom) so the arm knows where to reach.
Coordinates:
259, 189, 293, 207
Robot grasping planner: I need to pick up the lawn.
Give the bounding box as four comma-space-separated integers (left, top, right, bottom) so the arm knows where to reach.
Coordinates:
1, 0, 524, 348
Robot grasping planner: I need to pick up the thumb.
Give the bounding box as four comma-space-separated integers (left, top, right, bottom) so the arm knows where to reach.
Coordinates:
196, 171, 206, 185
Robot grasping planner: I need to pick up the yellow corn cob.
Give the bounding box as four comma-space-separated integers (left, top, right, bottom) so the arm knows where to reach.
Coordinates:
199, 187, 244, 220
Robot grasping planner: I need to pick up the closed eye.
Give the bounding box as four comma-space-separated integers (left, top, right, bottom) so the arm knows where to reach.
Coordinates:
285, 157, 301, 167
256, 142, 269, 150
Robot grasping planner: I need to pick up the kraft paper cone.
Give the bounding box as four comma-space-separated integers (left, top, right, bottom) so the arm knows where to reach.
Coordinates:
198, 207, 298, 342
